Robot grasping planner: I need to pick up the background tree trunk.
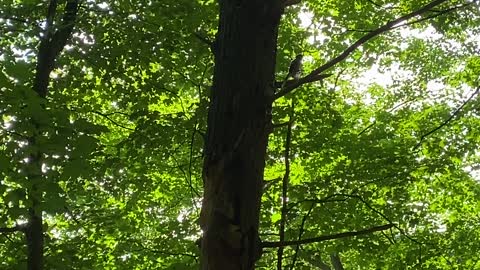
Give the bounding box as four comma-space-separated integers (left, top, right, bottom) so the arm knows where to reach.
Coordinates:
25, 1, 79, 269
200, 1, 283, 269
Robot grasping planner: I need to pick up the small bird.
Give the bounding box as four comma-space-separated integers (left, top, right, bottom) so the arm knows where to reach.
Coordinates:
287, 54, 303, 80
281, 54, 303, 89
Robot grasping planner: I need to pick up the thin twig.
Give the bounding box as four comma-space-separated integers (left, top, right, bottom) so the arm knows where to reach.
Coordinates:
357, 97, 416, 136
92, 111, 134, 130
2, 233, 15, 244
366, 0, 384, 8
344, 194, 422, 245
413, 85, 480, 150
290, 203, 314, 270
332, 67, 347, 93
188, 120, 201, 199
277, 102, 295, 270
193, 32, 214, 47
272, 121, 290, 129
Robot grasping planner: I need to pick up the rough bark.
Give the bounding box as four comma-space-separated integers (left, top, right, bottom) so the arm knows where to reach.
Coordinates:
199, 1, 284, 269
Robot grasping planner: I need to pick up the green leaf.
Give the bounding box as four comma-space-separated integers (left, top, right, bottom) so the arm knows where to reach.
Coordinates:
271, 212, 281, 223
72, 135, 98, 158
0, 155, 10, 172
62, 158, 90, 179
4, 61, 32, 83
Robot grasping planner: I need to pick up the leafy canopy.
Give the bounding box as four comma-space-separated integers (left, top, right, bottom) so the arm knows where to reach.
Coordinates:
0, 0, 479, 269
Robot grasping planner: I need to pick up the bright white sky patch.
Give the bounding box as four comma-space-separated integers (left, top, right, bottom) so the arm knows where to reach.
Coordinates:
299, 9, 313, 28
465, 165, 480, 182
426, 80, 444, 92
400, 25, 443, 41
97, 2, 109, 10
299, 9, 330, 45
356, 63, 393, 88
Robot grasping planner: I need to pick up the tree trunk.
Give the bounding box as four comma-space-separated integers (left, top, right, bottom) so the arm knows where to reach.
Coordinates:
200, 1, 283, 269
25, 1, 79, 269
26, 207, 43, 270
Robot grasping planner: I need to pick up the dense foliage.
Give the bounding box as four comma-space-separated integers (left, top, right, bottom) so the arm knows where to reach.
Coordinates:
1, 0, 479, 269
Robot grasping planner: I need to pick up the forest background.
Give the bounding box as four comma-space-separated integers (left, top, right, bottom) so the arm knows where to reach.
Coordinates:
0, 0, 479, 269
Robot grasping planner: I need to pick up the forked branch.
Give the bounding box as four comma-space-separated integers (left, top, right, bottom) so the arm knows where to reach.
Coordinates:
275, 0, 455, 99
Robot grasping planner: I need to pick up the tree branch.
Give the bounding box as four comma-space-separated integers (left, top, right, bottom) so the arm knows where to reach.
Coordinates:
414, 85, 480, 150
330, 253, 344, 270
295, 193, 424, 246
188, 121, 201, 199
272, 121, 290, 129
0, 14, 29, 24
290, 203, 314, 270
277, 102, 294, 270
275, 0, 450, 100
262, 177, 282, 192
262, 223, 394, 248
284, 0, 301, 7
45, 0, 58, 34
34, 0, 80, 98
357, 97, 416, 136
193, 32, 214, 47
274, 74, 332, 99
366, 0, 383, 8
0, 224, 27, 233
390, 2, 473, 31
